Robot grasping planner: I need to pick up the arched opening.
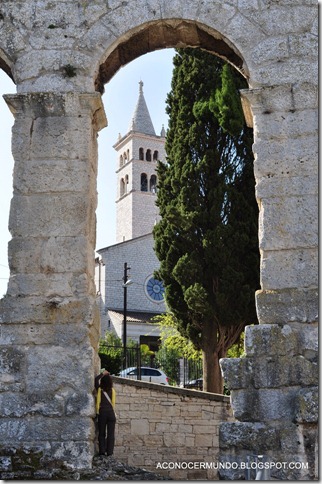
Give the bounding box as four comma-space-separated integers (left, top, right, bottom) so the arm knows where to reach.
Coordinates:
146, 149, 151, 161
94, 26, 258, 398
0, 4, 317, 478
150, 175, 157, 193
140, 173, 148, 192
95, 19, 251, 257
95, 19, 248, 93
96, 49, 173, 251
0, 67, 15, 298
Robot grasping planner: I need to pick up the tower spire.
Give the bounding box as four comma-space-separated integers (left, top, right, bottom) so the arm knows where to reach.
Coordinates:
129, 80, 156, 135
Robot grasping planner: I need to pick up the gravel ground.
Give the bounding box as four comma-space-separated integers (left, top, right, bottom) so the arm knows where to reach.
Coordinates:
50, 455, 172, 481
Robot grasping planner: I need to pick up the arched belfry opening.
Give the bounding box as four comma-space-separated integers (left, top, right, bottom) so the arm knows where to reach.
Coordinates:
0, 2, 317, 480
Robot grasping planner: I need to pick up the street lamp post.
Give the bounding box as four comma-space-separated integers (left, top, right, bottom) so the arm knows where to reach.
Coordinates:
122, 262, 131, 368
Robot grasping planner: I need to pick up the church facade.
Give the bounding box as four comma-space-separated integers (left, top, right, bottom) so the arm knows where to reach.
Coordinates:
96, 81, 166, 349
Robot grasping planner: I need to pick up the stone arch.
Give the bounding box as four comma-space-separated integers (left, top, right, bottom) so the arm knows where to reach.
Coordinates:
0, 20, 22, 83
0, 51, 14, 82
0, 1, 317, 479
95, 19, 248, 94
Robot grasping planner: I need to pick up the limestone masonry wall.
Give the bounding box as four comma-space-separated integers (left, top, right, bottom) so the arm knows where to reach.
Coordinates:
0, 0, 317, 479
113, 377, 233, 480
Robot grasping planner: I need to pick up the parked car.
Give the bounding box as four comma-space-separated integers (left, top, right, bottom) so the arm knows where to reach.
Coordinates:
185, 378, 203, 390
118, 366, 169, 385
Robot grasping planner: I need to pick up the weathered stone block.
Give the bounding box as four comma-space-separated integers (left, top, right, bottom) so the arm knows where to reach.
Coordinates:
256, 174, 317, 200
278, 424, 305, 453
13, 159, 95, 195
65, 392, 95, 417
0, 296, 97, 325
254, 356, 318, 389
0, 347, 24, 384
291, 81, 318, 110
7, 273, 75, 298
220, 357, 253, 390
244, 324, 299, 356
131, 419, 149, 435
30, 117, 93, 161
260, 248, 318, 291
8, 236, 92, 275
0, 416, 93, 443
0, 393, 65, 418
253, 135, 317, 179
256, 288, 318, 325
0, 456, 12, 471
0, 0, 318, 478
25, 346, 94, 394
252, 58, 317, 88
255, 108, 317, 141
44, 439, 94, 470
230, 388, 298, 422
251, 38, 289, 66
259, 197, 317, 251
79, 21, 117, 53
220, 422, 279, 451
9, 193, 94, 238
294, 387, 318, 423
1, 321, 100, 350
163, 431, 186, 447
297, 324, 318, 361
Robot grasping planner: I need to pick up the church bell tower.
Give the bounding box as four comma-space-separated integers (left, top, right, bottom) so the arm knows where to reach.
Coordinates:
113, 81, 166, 243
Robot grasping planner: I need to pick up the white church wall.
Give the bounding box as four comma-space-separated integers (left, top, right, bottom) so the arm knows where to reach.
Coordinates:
106, 311, 161, 343
132, 191, 160, 239
99, 233, 166, 314
116, 192, 133, 242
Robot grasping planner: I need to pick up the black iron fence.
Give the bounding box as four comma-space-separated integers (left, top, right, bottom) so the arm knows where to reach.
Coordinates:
98, 343, 203, 388
99, 343, 141, 376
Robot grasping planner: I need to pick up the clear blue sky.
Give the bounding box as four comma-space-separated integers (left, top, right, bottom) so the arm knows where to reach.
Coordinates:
0, 48, 175, 297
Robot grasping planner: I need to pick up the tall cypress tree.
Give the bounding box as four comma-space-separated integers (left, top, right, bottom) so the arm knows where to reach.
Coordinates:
153, 48, 260, 393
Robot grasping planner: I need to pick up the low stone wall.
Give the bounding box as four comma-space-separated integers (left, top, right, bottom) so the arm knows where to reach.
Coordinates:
112, 377, 233, 480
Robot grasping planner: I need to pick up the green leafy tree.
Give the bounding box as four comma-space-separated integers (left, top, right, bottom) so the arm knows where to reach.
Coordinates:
153, 49, 259, 393
98, 332, 123, 375
153, 313, 201, 360
98, 332, 156, 372
154, 346, 180, 385
154, 312, 202, 386
154, 312, 245, 389
139, 344, 155, 366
